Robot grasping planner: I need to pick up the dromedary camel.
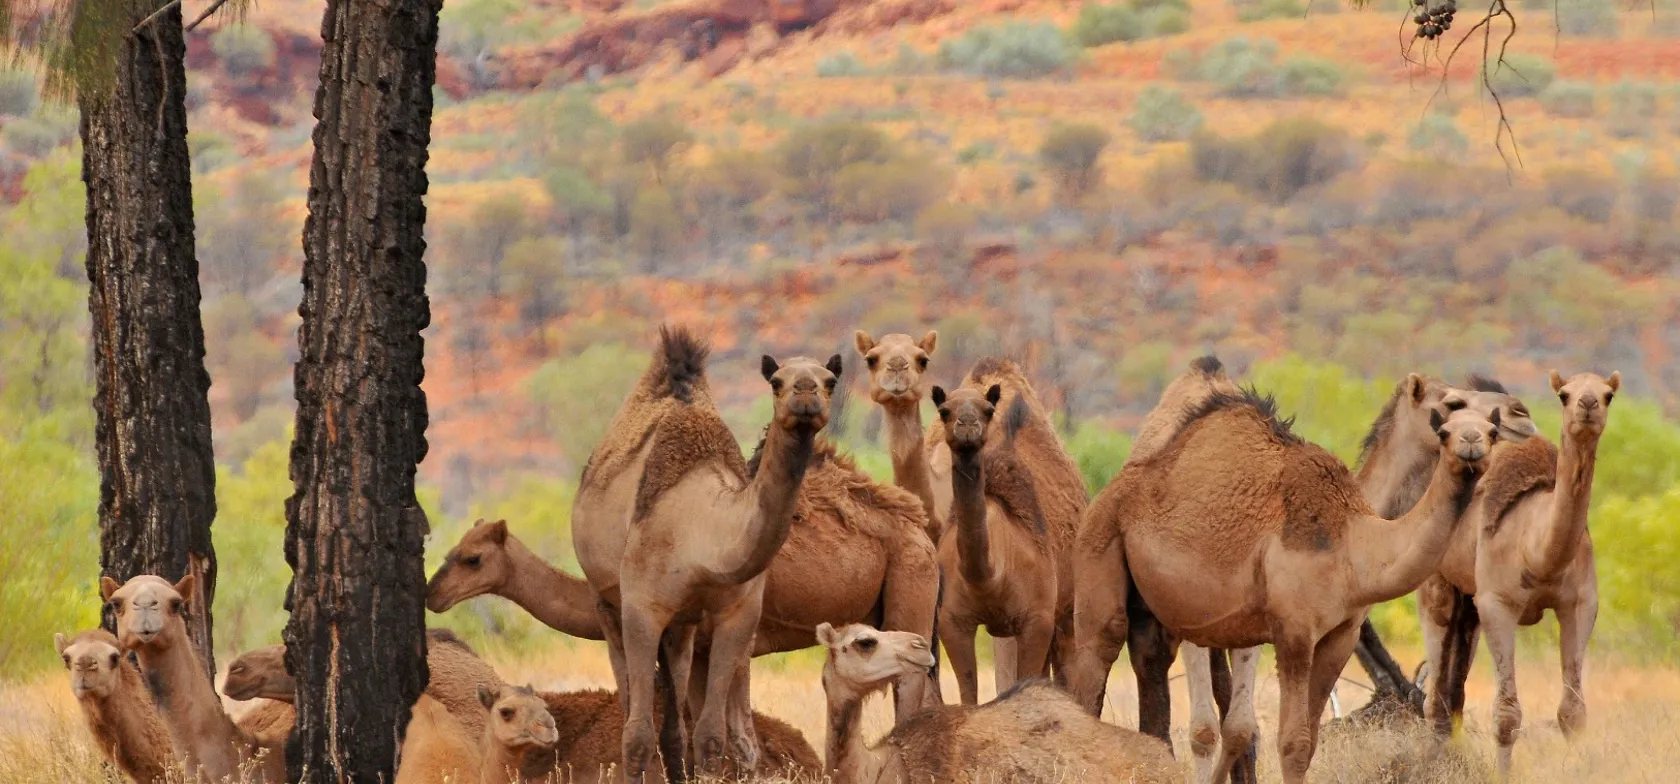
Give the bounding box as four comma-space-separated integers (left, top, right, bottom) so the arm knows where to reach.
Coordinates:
925, 383, 1059, 705
55, 629, 174, 783
1069, 385, 1500, 784
857, 332, 1086, 693
817, 623, 1179, 784
102, 574, 284, 783
1423, 371, 1619, 776
476, 684, 820, 784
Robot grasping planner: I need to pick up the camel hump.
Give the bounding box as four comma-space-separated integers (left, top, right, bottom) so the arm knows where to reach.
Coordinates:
425, 627, 475, 655
632, 406, 748, 523
1190, 354, 1224, 376
1478, 436, 1559, 535
1180, 385, 1303, 449
654, 324, 711, 404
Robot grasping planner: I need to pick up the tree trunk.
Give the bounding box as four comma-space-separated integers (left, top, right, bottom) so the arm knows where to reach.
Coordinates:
280, 0, 441, 776
80, 0, 218, 680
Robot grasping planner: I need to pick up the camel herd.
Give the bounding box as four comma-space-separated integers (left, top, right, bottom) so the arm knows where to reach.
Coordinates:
56, 324, 1619, 784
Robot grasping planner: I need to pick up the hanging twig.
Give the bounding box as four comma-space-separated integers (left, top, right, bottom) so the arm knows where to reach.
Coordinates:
131, 0, 182, 34
185, 0, 235, 32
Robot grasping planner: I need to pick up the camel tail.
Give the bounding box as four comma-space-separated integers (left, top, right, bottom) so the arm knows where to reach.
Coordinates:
656, 324, 711, 404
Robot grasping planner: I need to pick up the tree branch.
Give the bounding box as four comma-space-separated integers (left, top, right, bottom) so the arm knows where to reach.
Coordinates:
131, 0, 182, 34
185, 0, 234, 32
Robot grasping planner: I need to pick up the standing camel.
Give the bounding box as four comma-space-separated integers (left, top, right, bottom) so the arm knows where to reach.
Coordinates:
1070, 385, 1499, 784
857, 331, 1086, 694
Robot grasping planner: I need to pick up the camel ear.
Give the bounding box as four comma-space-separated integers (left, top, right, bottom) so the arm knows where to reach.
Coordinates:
930, 386, 946, 407
54, 633, 68, 656
100, 576, 120, 601
478, 684, 499, 711
1550, 369, 1566, 393
985, 384, 1002, 406
815, 622, 840, 648
854, 330, 875, 356
1405, 373, 1425, 404
485, 520, 508, 545
918, 331, 938, 355
761, 355, 780, 383
826, 354, 844, 379
1607, 371, 1621, 393
173, 574, 196, 609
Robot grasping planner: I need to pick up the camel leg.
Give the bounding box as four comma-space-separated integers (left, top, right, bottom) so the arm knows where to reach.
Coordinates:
881, 551, 941, 715
1130, 609, 1178, 747
1210, 648, 1258, 784
1049, 610, 1075, 690
1476, 598, 1523, 778
1306, 621, 1363, 756
598, 598, 632, 714
1556, 595, 1597, 738
944, 616, 981, 706
692, 593, 761, 776
1444, 595, 1481, 722
1182, 643, 1221, 784
1011, 614, 1056, 693
1271, 632, 1315, 784
657, 626, 693, 783
1209, 647, 1260, 784
1069, 532, 1128, 716
991, 636, 1017, 695
1418, 580, 1456, 737
620, 603, 676, 784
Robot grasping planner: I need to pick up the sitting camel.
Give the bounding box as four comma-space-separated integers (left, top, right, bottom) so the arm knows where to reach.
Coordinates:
857, 332, 1086, 695
926, 384, 1059, 705
1069, 386, 1499, 784
55, 629, 174, 783
476, 684, 820, 784
102, 574, 284, 783
817, 623, 1178, 784
1426, 371, 1618, 776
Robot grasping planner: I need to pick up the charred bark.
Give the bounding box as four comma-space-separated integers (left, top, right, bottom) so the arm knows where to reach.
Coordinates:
280, 0, 441, 776
81, 0, 217, 679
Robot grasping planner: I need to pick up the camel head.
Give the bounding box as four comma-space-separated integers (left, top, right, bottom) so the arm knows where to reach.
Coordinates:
1550, 370, 1619, 438
762, 354, 842, 434
855, 330, 937, 406
1433, 407, 1501, 469
1444, 375, 1539, 443
101, 574, 193, 652
54, 630, 125, 700
427, 519, 514, 613
932, 384, 1001, 453
479, 684, 558, 753
223, 644, 292, 702
816, 622, 936, 701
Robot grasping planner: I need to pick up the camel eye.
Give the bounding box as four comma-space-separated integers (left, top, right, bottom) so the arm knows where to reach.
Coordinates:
1437, 428, 1449, 443
915, 356, 928, 370
865, 355, 878, 369
108, 654, 120, 668
770, 378, 784, 393
938, 408, 951, 422
1444, 398, 1467, 411
500, 708, 515, 721
1559, 393, 1570, 405
170, 599, 184, 614
824, 377, 838, 392
461, 555, 481, 568
855, 637, 877, 653
1603, 392, 1614, 405
61, 655, 70, 668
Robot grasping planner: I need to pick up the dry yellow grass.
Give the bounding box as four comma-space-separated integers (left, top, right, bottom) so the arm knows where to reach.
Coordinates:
5, 637, 1677, 783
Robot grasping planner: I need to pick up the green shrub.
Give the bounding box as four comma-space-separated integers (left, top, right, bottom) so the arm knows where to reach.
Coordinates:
1128, 84, 1203, 141
1039, 122, 1112, 202
1142, 5, 1193, 35
1065, 420, 1133, 492
1280, 55, 1345, 96
1539, 80, 1597, 118
211, 24, 277, 77
1556, 0, 1619, 37
833, 157, 946, 224
1407, 112, 1469, 158
1605, 80, 1659, 138
816, 50, 868, 77
1235, 0, 1308, 22
1191, 117, 1356, 203
890, 43, 932, 75
619, 113, 693, 180
2, 113, 75, 158
1485, 53, 1555, 98
775, 119, 896, 218
937, 21, 1077, 79
1545, 167, 1618, 223
0, 68, 39, 117
1072, 3, 1144, 46
1198, 36, 1282, 97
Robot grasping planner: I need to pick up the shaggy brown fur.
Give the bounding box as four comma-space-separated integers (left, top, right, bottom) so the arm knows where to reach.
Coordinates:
1478, 436, 1560, 535
978, 447, 1050, 544
580, 324, 720, 489
746, 435, 926, 542
57, 630, 174, 783
633, 405, 750, 523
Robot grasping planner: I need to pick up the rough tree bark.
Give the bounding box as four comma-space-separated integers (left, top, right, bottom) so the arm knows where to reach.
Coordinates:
81, 0, 218, 679
280, 0, 442, 776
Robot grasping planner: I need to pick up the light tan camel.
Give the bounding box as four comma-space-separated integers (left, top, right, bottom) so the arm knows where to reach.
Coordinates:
1069, 389, 1499, 784
926, 383, 1059, 705
55, 629, 174, 783
817, 623, 1179, 784
1426, 371, 1618, 776
476, 684, 821, 784
102, 574, 284, 783
395, 695, 480, 784
857, 332, 1086, 693
572, 325, 839, 779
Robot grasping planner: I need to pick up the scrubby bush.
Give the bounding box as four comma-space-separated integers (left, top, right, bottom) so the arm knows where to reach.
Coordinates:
1605, 80, 1659, 138
1191, 117, 1357, 203
1143, 5, 1192, 34
2, 112, 76, 158
211, 24, 277, 77
1539, 80, 1597, 118
832, 157, 946, 224
1545, 167, 1619, 223
1485, 53, 1555, 98
816, 50, 868, 77
1072, 3, 1144, 46
1556, 0, 1619, 37
1280, 55, 1345, 96
1128, 84, 1203, 141
0, 68, 39, 117
1235, 0, 1308, 22
937, 21, 1077, 79
1039, 122, 1112, 202
775, 119, 895, 219
620, 113, 693, 181
1407, 112, 1469, 159
1198, 36, 1282, 97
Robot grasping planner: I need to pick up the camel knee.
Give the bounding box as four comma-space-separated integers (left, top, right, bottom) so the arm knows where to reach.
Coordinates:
1493, 699, 1522, 747
623, 717, 659, 777
1278, 732, 1316, 780
1222, 715, 1258, 754
1558, 698, 1587, 737
1189, 717, 1220, 761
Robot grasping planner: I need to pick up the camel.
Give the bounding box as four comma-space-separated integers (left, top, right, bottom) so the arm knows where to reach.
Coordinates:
395, 694, 481, 784
427, 520, 607, 641
925, 383, 1059, 705
476, 684, 820, 784
857, 332, 1086, 694
102, 574, 284, 783
571, 324, 840, 779
55, 629, 174, 783
1069, 384, 1500, 784
1423, 371, 1619, 776
817, 623, 1179, 784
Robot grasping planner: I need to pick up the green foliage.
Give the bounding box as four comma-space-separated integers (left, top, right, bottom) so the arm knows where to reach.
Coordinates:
816, 51, 868, 77
1539, 81, 1597, 118
1197, 35, 1281, 97
936, 21, 1078, 79
1407, 112, 1469, 158
210, 24, 277, 77
833, 157, 946, 224
1065, 420, 1133, 492
0, 432, 99, 673
1605, 80, 1659, 139
542, 164, 613, 232
1115, 341, 1175, 401
1143, 4, 1193, 35
1071, 3, 1144, 46
1545, 167, 1618, 223
774, 119, 895, 219
1246, 354, 1391, 465
525, 343, 649, 467
1038, 122, 1112, 202
627, 186, 684, 264
210, 440, 292, 659
1, 108, 76, 157
1235, 0, 1308, 22
0, 67, 39, 117
914, 201, 979, 285
1190, 117, 1357, 203
439, 0, 523, 61
196, 169, 293, 301
1555, 0, 1619, 37
1128, 85, 1203, 142
1486, 53, 1555, 98
1280, 56, 1346, 97
620, 114, 693, 181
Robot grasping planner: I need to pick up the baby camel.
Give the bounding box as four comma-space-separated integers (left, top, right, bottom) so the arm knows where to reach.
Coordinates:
55, 630, 173, 783
818, 623, 1178, 784
929, 384, 1059, 704
103, 574, 283, 783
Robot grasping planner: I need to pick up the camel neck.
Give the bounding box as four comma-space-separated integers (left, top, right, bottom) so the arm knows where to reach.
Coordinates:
824, 672, 886, 784
1531, 429, 1600, 579
949, 448, 994, 585
884, 402, 940, 528
500, 536, 606, 640
1353, 451, 1478, 605
712, 421, 815, 584
482, 742, 556, 784
81, 667, 170, 782
1356, 435, 1437, 519
135, 631, 242, 778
